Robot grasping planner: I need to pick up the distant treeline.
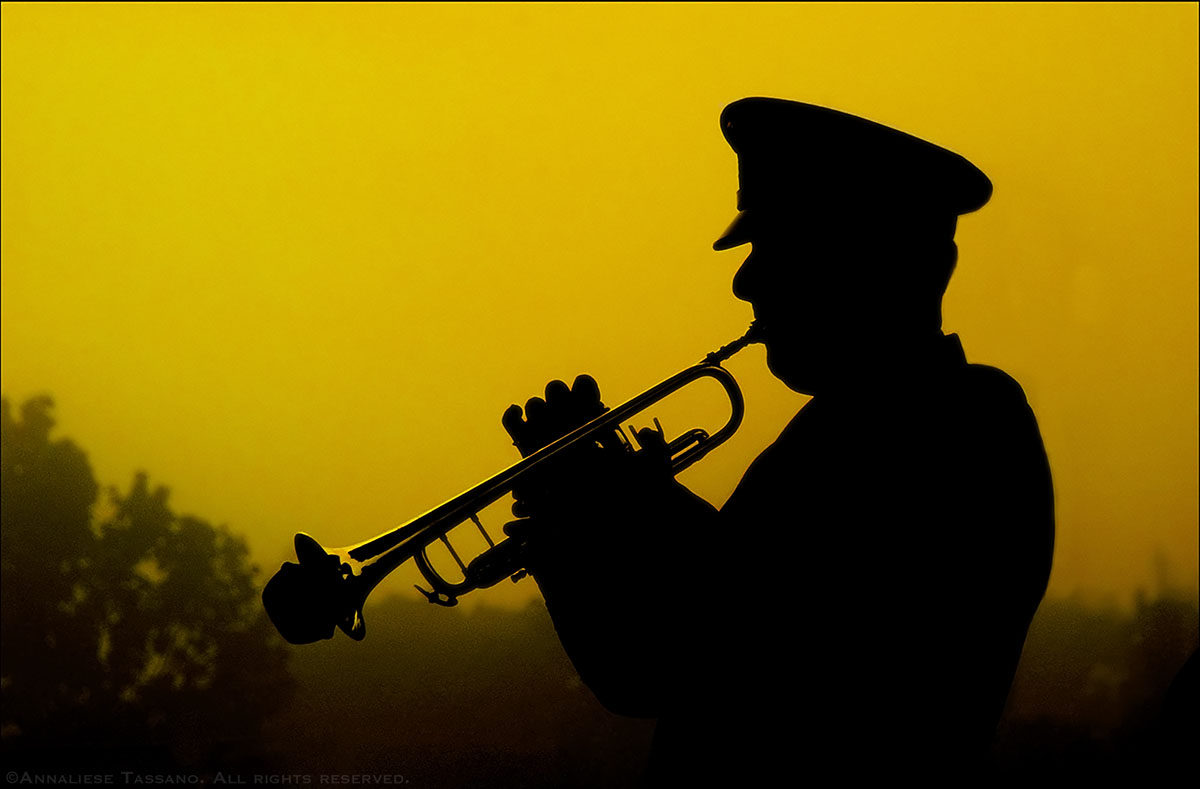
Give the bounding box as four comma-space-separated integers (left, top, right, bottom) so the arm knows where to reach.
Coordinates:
260, 589, 1197, 788
996, 589, 1196, 781
261, 595, 655, 789
2, 396, 294, 773
2, 395, 1196, 786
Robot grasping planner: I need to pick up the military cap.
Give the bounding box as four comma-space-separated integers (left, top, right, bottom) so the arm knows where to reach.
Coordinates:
713, 97, 992, 251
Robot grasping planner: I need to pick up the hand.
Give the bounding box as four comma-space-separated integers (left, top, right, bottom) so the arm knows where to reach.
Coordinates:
502, 374, 609, 458
499, 375, 675, 565
502, 375, 616, 518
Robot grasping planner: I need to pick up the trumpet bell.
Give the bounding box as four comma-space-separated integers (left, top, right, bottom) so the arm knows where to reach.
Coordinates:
263, 534, 366, 643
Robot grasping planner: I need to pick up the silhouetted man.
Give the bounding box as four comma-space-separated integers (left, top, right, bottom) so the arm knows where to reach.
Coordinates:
502, 98, 1055, 784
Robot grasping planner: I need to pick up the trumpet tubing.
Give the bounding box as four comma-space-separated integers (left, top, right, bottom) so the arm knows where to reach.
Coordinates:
262, 324, 760, 645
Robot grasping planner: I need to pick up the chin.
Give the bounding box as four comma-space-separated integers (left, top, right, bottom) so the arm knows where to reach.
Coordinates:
765, 345, 820, 396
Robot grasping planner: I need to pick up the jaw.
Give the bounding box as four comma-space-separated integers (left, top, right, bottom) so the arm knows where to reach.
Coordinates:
760, 320, 880, 397
763, 339, 825, 396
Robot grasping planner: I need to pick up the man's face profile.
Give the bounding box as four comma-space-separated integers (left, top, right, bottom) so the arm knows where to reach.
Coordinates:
715, 100, 990, 398
731, 215, 868, 396
730, 204, 957, 396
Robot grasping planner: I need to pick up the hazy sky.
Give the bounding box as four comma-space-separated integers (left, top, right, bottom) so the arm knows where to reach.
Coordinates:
2, 3, 1196, 610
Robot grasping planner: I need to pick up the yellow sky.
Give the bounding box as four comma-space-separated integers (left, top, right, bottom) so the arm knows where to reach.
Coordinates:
2, 2, 1197, 610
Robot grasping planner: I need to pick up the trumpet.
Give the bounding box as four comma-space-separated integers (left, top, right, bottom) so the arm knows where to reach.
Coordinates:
262, 324, 760, 645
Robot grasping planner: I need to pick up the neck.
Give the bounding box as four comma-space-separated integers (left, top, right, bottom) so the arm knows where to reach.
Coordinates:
814, 331, 951, 398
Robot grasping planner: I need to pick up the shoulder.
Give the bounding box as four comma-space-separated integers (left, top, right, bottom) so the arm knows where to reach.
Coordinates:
944, 363, 1043, 436
934, 334, 1035, 417
946, 364, 1053, 505
957, 363, 1031, 406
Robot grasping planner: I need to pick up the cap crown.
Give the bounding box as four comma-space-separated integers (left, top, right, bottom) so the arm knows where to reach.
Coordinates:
722, 97, 992, 217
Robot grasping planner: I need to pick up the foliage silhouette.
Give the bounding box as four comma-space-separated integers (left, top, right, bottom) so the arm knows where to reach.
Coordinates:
2, 395, 1192, 785
261, 594, 656, 788
1, 395, 295, 771
994, 590, 1198, 781
259, 586, 1196, 786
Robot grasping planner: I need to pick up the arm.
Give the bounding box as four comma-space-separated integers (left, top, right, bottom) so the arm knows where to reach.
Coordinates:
884, 374, 1055, 762
525, 479, 717, 717
501, 376, 719, 717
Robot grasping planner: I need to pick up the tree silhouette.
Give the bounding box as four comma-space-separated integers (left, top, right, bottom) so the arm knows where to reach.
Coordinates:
1, 395, 294, 771
6, 396, 1192, 782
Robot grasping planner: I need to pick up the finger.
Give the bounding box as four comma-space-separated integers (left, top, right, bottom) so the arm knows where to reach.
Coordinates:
632, 427, 673, 477
635, 426, 668, 452
504, 518, 550, 541
544, 379, 571, 407
501, 404, 526, 442
524, 396, 549, 424
503, 519, 530, 539
595, 427, 626, 453
571, 374, 603, 410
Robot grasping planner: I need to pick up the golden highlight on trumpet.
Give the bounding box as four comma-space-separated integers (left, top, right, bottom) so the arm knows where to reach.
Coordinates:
261, 324, 760, 645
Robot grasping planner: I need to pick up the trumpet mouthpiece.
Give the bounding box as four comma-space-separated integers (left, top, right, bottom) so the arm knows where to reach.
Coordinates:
703, 322, 762, 366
